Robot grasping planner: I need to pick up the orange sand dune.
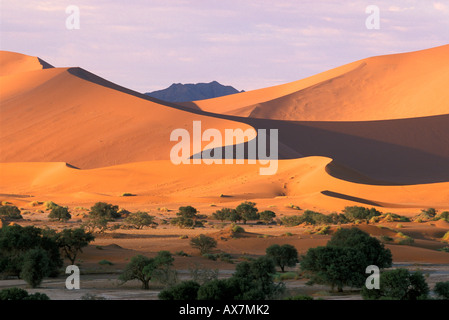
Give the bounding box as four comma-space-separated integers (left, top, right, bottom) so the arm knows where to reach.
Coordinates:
1, 157, 448, 213
0, 53, 253, 169
184, 45, 449, 121
0, 51, 53, 77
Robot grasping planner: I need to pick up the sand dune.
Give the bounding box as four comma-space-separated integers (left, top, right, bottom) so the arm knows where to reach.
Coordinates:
184, 45, 449, 121
0, 51, 53, 76
0, 53, 253, 169
1, 157, 448, 213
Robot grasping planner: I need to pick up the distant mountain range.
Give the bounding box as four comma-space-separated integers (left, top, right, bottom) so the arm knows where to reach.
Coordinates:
145, 81, 244, 103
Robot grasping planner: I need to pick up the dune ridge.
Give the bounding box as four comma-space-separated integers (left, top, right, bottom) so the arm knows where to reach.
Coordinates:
184, 45, 449, 121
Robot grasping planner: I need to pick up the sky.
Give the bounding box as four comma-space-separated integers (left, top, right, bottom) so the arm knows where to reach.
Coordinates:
1, 0, 448, 93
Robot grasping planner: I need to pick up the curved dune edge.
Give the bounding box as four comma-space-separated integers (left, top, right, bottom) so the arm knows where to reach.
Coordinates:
184, 45, 449, 121
0, 51, 53, 77
1, 157, 448, 213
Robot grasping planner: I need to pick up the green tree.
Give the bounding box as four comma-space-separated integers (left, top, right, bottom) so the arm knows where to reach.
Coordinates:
434, 281, 449, 299
266, 244, 299, 272
259, 210, 276, 224
158, 280, 200, 300
0, 205, 22, 219
236, 201, 259, 224
55, 228, 95, 265
119, 251, 174, 289
212, 208, 234, 222
361, 269, 429, 300
300, 246, 367, 292
20, 248, 51, 288
178, 206, 199, 219
171, 206, 203, 228
81, 216, 108, 233
48, 206, 71, 222
0, 225, 62, 278
89, 202, 120, 221
190, 234, 217, 255
327, 227, 392, 268
125, 211, 156, 229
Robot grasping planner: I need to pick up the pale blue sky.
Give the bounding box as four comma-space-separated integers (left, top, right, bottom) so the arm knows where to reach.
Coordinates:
1, 0, 448, 92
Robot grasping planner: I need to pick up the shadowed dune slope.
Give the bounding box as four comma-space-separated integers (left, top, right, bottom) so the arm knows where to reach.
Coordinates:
0, 53, 253, 169
184, 45, 449, 121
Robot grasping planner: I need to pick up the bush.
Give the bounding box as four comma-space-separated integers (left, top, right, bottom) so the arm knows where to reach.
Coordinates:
125, 211, 156, 229
158, 280, 200, 300
48, 206, 71, 222
280, 215, 303, 227
342, 206, 382, 222
361, 269, 429, 300
89, 202, 120, 221
434, 211, 449, 222
259, 210, 276, 224
20, 248, 51, 288
98, 259, 113, 266
231, 224, 245, 234
413, 208, 437, 222
190, 234, 217, 255
44, 201, 60, 211
0, 205, 22, 219
434, 281, 449, 299
0, 287, 50, 300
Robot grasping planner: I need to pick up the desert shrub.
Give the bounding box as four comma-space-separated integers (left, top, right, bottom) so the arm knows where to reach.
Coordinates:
328, 212, 349, 224
29, 201, 42, 207
301, 210, 332, 225
236, 201, 259, 224
48, 206, 71, 222
98, 259, 113, 266
442, 231, 449, 243
413, 208, 437, 222
0, 205, 22, 219
175, 250, 190, 257
361, 269, 429, 300
203, 253, 217, 261
190, 234, 217, 255
342, 206, 382, 222
280, 215, 303, 227
44, 201, 60, 211
121, 193, 136, 197
0, 287, 50, 300
20, 248, 51, 288
275, 271, 300, 281
438, 246, 449, 252
259, 210, 276, 224
159, 280, 201, 300
125, 211, 156, 229
381, 235, 394, 243
434, 211, 449, 222
266, 244, 299, 272
89, 202, 120, 221
231, 224, 244, 233
434, 281, 449, 299
395, 232, 414, 245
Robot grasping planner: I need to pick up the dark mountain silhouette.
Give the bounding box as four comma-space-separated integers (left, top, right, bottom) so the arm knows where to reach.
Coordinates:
145, 81, 243, 103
